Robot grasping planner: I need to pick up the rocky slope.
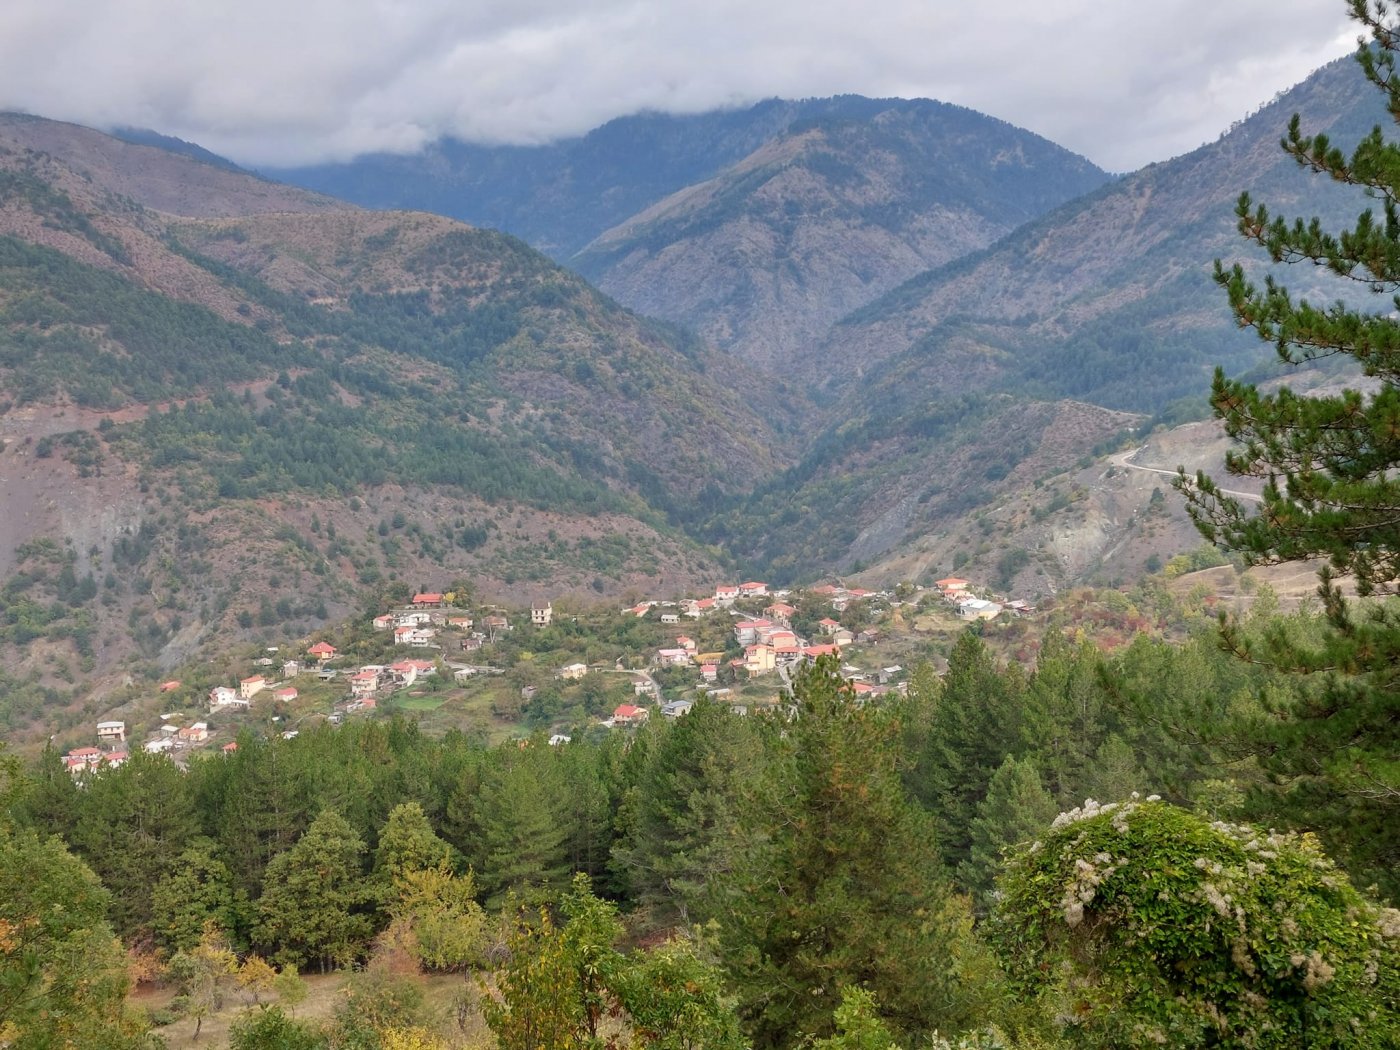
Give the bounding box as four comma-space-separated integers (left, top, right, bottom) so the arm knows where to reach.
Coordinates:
571, 100, 1109, 370
807, 55, 1387, 410
0, 117, 791, 715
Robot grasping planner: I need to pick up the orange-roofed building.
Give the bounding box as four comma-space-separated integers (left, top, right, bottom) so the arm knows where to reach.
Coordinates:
308, 642, 337, 661
412, 592, 444, 607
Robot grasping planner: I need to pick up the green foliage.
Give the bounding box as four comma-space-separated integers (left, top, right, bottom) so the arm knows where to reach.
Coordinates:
386, 866, 489, 973
483, 874, 743, 1050
150, 838, 247, 951
612, 697, 762, 920
70, 749, 200, 938
991, 799, 1400, 1048
959, 756, 1058, 905
0, 825, 147, 1048
716, 657, 994, 1048
229, 1005, 327, 1050
254, 809, 376, 972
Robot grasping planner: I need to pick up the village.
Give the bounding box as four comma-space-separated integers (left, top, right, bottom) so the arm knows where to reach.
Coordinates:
59, 575, 1035, 774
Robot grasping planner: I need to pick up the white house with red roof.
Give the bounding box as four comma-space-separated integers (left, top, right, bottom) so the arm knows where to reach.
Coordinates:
764, 601, 796, 622
739, 581, 769, 597
274, 687, 298, 703
655, 648, 692, 668
612, 704, 649, 726
308, 641, 338, 662
675, 635, 697, 652
372, 614, 394, 630
351, 667, 383, 698
734, 619, 772, 645
209, 686, 243, 709
713, 585, 740, 606
64, 747, 103, 776
394, 625, 436, 646
700, 663, 719, 683
411, 592, 444, 608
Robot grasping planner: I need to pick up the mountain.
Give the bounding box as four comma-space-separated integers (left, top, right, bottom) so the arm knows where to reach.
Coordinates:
804, 55, 1386, 411
270, 97, 1109, 370
704, 55, 1390, 577
571, 100, 1110, 370
0, 116, 792, 723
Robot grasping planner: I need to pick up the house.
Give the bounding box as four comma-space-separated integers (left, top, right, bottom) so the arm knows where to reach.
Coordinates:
372, 614, 395, 631
957, 599, 1003, 621
817, 617, 841, 635
801, 644, 841, 662
411, 592, 444, 608
221, 742, 239, 755
460, 636, 483, 652
274, 687, 298, 702
935, 577, 970, 591
744, 644, 776, 676
532, 602, 553, 628
659, 612, 680, 625
558, 662, 589, 681
713, 585, 740, 606
239, 675, 267, 700
675, 635, 697, 652
766, 629, 797, 649
394, 625, 436, 646
655, 648, 691, 668
209, 686, 244, 709
144, 738, 174, 754
857, 628, 882, 645
739, 581, 769, 598
482, 614, 510, 639
178, 722, 209, 744
625, 603, 652, 618
734, 619, 772, 645
774, 643, 802, 664
351, 668, 383, 698
64, 747, 103, 776
282, 660, 302, 678
1006, 599, 1035, 615
447, 616, 474, 629
661, 699, 695, 719
389, 660, 422, 687
549, 734, 572, 746
831, 628, 855, 647
308, 641, 338, 662
613, 704, 649, 726
396, 610, 432, 627
96, 720, 126, 743
699, 662, 719, 682
764, 601, 796, 621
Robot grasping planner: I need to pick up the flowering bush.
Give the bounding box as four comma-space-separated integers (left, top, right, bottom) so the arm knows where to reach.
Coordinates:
989, 798, 1400, 1048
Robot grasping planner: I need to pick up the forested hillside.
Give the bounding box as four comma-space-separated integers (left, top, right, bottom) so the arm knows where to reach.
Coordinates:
806, 54, 1386, 407
0, 117, 795, 710
4, 633, 1396, 1048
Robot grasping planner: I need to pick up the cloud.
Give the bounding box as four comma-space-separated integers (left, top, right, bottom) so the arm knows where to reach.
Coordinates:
0, 0, 1359, 170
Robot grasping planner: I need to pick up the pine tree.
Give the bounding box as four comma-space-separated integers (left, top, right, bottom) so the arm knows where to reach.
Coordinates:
150, 838, 248, 952
374, 800, 456, 885
716, 657, 992, 1048
612, 697, 760, 921
473, 747, 571, 905
959, 755, 1059, 904
253, 809, 375, 972
1176, 1, 1400, 898
70, 749, 199, 938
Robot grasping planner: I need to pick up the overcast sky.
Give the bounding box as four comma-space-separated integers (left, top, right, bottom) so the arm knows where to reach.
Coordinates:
0, 1, 1361, 172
